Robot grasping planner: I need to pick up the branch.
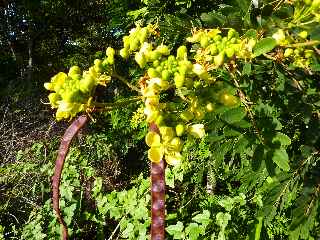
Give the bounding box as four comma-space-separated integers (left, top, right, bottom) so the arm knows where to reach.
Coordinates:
232, 76, 266, 144
285, 40, 320, 48
112, 72, 141, 93
149, 122, 166, 240
52, 115, 88, 240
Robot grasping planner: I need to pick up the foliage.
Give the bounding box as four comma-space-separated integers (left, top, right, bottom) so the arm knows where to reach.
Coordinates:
1, 0, 320, 239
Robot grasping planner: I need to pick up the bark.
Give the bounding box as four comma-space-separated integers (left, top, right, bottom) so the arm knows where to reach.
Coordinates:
52, 115, 88, 240
149, 122, 166, 240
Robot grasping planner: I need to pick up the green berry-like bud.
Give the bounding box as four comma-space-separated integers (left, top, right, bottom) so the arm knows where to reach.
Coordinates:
123, 36, 130, 49
148, 68, 159, 78
284, 48, 293, 58
220, 93, 239, 107
162, 70, 170, 81
200, 36, 210, 48
106, 47, 115, 58
120, 48, 129, 59
180, 110, 194, 121
130, 39, 140, 51
80, 74, 95, 93
205, 102, 215, 112
135, 52, 146, 68
177, 45, 187, 60
214, 52, 225, 67
227, 28, 238, 40
174, 74, 185, 88
194, 108, 205, 120
298, 31, 308, 39
225, 47, 235, 58
68, 66, 81, 76
157, 45, 170, 55
176, 124, 186, 136
209, 44, 218, 55
94, 59, 103, 73
149, 51, 161, 61
168, 55, 176, 63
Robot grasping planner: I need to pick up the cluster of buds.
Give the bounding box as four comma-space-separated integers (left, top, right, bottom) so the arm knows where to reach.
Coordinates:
44, 48, 115, 120
188, 28, 257, 68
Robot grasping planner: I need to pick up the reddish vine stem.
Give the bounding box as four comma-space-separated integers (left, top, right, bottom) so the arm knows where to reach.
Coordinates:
52, 115, 88, 240
149, 122, 166, 240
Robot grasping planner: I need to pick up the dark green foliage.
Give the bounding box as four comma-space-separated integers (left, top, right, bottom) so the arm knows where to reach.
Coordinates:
1, 0, 320, 239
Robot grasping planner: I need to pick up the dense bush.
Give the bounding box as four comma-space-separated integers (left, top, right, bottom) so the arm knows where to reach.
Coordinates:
1, 0, 319, 239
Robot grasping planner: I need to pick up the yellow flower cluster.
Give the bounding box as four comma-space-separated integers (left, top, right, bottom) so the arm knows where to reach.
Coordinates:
188, 28, 256, 69
44, 48, 115, 120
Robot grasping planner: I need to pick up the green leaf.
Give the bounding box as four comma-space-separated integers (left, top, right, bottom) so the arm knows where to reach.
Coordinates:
223, 126, 241, 137
272, 132, 291, 147
272, 148, 290, 171
243, 29, 258, 39
200, 11, 226, 26
216, 212, 231, 229
63, 203, 77, 225
249, 217, 263, 240
121, 222, 134, 238
185, 223, 201, 240
192, 210, 211, 226
219, 197, 234, 211
253, 37, 277, 57
252, 144, 264, 171
165, 168, 175, 188
242, 63, 252, 76
166, 221, 184, 239
221, 107, 246, 124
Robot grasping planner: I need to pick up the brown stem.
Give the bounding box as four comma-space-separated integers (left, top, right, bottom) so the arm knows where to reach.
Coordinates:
112, 72, 141, 93
149, 122, 166, 240
285, 40, 320, 48
52, 115, 88, 240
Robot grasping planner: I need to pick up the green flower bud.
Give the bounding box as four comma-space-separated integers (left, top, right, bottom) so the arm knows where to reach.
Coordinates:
148, 68, 159, 78
284, 48, 294, 58
157, 45, 170, 55
225, 47, 235, 58
298, 31, 308, 39
200, 36, 210, 48
120, 48, 129, 59
180, 110, 194, 121
220, 93, 239, 107
174, 74, 185, 88
48, 93, 60, 108
68, 66, 81, 76
214, 52, 225, 67
175, 123, 186, 136
123, 36, 130, 49
135, 52, 146, 68
177, 45, 188, 60
162, 69, 170, 81
188, 124, 205, 138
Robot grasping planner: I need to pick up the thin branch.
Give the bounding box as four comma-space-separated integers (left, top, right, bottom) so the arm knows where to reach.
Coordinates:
232, 76, 265, 144
93, 96, 143, 109
112, 72, 141, 93
285, 40, 320, 48
108, 217, 124, 240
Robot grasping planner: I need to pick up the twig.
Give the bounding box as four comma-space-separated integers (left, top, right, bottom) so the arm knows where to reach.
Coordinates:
112, 72, 141, 93
285, 40, 320, 48
108, 217, 124, 240
232, 76, 265, 144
